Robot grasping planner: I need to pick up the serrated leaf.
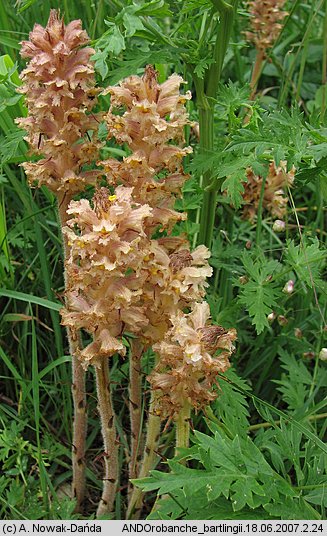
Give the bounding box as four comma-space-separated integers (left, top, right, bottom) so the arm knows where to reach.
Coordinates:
304, 487, 327, 507
285, 238, 326, 289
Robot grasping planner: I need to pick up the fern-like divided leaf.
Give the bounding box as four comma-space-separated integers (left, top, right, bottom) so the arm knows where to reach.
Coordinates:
237, 253, 281, 334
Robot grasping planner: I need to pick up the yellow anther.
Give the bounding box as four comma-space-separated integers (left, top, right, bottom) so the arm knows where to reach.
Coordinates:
108, 195, 117, 202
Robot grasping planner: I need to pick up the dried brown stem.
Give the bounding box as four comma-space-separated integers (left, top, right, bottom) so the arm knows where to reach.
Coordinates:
95, 361, 118, 518
58, 195, 87, 513
129, 340, 143, 491
250, 49, 265, 99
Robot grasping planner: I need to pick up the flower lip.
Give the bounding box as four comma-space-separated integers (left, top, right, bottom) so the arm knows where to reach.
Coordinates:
198, 325, 229, 352
169, 249, 193, 272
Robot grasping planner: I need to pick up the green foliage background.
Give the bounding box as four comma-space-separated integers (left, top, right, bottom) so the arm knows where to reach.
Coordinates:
0, 0, 326, 520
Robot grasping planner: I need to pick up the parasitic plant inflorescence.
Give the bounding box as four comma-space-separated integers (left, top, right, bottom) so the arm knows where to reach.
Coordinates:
17, 9, 102, 512
18, 18, 237, 517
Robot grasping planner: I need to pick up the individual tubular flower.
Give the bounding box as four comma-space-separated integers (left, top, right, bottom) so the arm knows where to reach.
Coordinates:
242, 160, 295, 222
149, 302, 237, 419
245, 0, 288, 56
61, 186, 152, 368
16, 9, 101, 194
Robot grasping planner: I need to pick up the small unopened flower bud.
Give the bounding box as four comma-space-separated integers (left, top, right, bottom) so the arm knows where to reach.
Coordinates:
266, 275, 273, 282
245, 240, 252, 250
239, 276, 248, 285
283, 280, 295, 294
267, 312, 276, 323
319, 348, 327, 362
277, 315, 288, 326
273, 219, 286, 232
294, 328, 302, 339
303, 351, 315, 360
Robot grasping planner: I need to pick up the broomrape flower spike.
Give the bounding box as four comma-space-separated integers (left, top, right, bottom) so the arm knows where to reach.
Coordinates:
245, 0, 288, 55
150, 302, 237, 420
245, 0, 288, 98
17, 10, 101, 196
242, 161, 295, 222
16, 10, 101, 512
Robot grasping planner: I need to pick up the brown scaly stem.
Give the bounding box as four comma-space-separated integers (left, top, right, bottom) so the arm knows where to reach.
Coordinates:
175, 401, 191, 456
95, 361, 118, 518
128, 339, 144, 493
58, 194, 87, 513
127, 393, 161, 519
249, 49, 265, 100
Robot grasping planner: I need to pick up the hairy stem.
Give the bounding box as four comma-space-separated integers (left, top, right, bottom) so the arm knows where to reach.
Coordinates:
127, 393, 161, 519
58, 194, 86, 513
129, 339, 143, 490
95, 361, 119, 518
175, 401, 191, 455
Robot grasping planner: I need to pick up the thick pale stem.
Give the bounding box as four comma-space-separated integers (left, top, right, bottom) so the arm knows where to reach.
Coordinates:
175, 401, 191, 454
58, 195, 86, 513
95, 361, 119, 518
129, 340, 144, 490
127, 394, 161, 520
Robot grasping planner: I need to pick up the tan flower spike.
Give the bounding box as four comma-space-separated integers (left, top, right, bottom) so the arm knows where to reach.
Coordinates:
150, 302, 237, 419
17, 9, 101, 194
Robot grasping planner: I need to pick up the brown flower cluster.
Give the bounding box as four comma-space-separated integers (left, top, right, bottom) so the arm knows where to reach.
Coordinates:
98, 67, 236, 416
242, 160, 295, 222
16, 10, 100, 194
245, 0, 288, 55
19, 23, 237, 418
61, 186, 152, 368
151, 302, 237, 418
245, 0, 287, 55
101, 65, 192, 234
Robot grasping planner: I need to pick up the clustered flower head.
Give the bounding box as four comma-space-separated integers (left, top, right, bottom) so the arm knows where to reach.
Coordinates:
151, 302, 237, 418
61, 185, 152, 368
16, 10, 101, 194
101, 65, 192, 234
19, 16, 237, 421
97, 66, 236, 417
242, 160, 295, 222
245, 0, 288, 56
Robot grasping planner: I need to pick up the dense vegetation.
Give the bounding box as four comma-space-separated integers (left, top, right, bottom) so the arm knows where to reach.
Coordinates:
0, 0, 326, 521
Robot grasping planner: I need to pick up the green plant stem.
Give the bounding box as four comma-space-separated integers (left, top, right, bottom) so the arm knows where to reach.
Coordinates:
255, 174, 268, 247
195, 0, 238, 249
249, 412, 327, 431
197, 96, 215, 248
95, 361, 118, 518
127, 393, 161, 519
321, 0, 327, 120
175, 401, 191, 454
129, 339, 143, 490
58, 194, 87, 513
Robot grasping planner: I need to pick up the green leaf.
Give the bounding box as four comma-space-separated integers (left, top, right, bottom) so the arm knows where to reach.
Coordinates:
304, 487, 327, 508
285, 238, 326, 289
0, 288, 62, 311
237, 254, 281, 334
